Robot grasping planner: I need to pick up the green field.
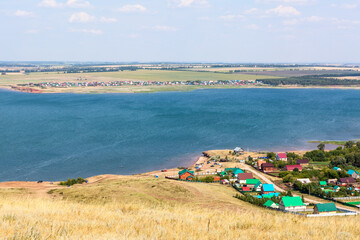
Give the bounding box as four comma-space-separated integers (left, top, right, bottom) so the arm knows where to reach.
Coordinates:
0, 70, 278, 85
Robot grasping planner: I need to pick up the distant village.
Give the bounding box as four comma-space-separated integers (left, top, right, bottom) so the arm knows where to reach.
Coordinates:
20, 80, 264, 89
165, 145, 360, 217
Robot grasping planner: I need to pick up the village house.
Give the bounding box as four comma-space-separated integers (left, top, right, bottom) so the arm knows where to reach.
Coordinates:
283, 165, 302, 172
313, 203, 337, 214
297, 178, 311, 184
261, 184, 275, 194
333, 185, 340, 192
234, 147, 244, 154
319, 181, 327, 187
178, 169, 195, 181
279, 196, 306, 212
246, 179, 262, 191
225, 168, 244, 177
254, 181, 262, 192
264, 200, 279, 209
347, 170, 360, 179
221, 179, 229, 184
276, 152, 287, 161
327, 179, 337, 185
333, 167, 342, 171
296, 159, 309, 166
337, 177, 356, 186
257, 160, 266, 170
261, 163, 275, 173
237, 173, 254, 184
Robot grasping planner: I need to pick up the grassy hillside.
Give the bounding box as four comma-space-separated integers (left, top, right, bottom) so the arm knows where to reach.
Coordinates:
0, 175, 359, 239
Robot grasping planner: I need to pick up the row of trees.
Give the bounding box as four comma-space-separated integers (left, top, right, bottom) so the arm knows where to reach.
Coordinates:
293, 180, 358, 198
279, 168, 350, 182
260, 75, 360, 86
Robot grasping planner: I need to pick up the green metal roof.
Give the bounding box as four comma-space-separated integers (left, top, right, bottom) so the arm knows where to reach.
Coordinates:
225, 168, 244, 174
319, 181, 327, 186
281, 196, 305, 207
246, 179, 260, 185
178, 169, 194, 175
264, 200, 277, 207
254, 181, 262, 188
316, 203, 337, 212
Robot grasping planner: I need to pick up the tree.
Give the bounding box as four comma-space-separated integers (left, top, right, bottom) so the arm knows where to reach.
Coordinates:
317, 143, 325, 151
345, 141, 355, 149
357, 141, 360, 148
293, 168, 299, 172
267, 152, 276, 160
287, 190, 293, 197
330, 156, 346, 167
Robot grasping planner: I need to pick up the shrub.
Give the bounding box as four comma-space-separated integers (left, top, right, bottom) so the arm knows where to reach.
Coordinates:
60, 177, 86, 186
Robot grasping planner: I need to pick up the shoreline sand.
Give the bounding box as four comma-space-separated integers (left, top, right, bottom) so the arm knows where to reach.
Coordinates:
2, 85, 360, 94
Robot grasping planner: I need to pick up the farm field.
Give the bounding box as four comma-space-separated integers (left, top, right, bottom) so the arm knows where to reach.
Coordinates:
1, 175, 360, 239
0, 69, 277, 85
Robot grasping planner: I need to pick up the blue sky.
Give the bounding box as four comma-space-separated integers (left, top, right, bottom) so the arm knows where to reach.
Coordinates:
1, 0, 360, 63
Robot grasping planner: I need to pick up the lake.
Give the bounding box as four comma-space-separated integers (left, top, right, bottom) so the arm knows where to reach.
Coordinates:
1, 88, 360, 181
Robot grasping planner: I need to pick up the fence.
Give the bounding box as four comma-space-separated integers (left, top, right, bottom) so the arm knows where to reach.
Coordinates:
306, 212, 357, 217
333, 196, 360, 200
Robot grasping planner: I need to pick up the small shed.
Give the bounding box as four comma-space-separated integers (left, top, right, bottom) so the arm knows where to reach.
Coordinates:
297, 178, 311, 184
313, 203, 337, 214
264, 200, 279, 209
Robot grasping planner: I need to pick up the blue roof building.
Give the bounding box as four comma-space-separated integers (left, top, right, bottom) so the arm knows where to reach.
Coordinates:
261, 184, 275, 193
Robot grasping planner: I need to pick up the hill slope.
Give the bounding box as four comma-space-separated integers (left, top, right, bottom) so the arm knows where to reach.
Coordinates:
0, 175, 359, 239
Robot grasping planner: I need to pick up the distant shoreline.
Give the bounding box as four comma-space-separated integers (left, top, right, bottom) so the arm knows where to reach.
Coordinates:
2, 85, 360, 94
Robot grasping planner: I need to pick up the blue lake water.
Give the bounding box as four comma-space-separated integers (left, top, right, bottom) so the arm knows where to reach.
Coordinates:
1, 88, 360, 181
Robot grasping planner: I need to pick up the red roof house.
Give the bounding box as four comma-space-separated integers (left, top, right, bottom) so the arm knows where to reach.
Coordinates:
284, 165, 302, 172
337, 177, 356, 186
296, 159, 309, 166
262, 163, 275, 173
276, 153, 287, 161
238, 173, 254, 183
242, 186, 251, 191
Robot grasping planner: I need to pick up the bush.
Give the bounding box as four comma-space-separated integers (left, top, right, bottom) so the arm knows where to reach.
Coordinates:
60, 177, 86, 186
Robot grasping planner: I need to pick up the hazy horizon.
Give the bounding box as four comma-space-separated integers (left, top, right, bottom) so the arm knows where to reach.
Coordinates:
1, 0, 360, 62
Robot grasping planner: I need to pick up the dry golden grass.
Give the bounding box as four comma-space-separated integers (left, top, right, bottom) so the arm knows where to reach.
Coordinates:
0, 176, 359, 239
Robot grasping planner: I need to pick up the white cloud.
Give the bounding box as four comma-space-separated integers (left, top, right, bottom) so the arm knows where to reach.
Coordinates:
15, 10, 35, 17
128, 33, 140, 39
71, 28, 103, 34
100, 17, 117, 23
67, 0, 92, 8
38, 0, 92, 8
246, 24, 259, 30
38, 0, 62, 8
69, 12, 95, 23
219, 14, 245, 21
244, 8, 259, 15
172, 0, 209, 8
198, 16, 211, 21
282, 18, 298, 25
25, 29, 40, 34
342, 3, 358, 9
117, 4, 147, 12
306, 16, 323, 22
266, 5, 301, 17
152, 25, 178, 31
